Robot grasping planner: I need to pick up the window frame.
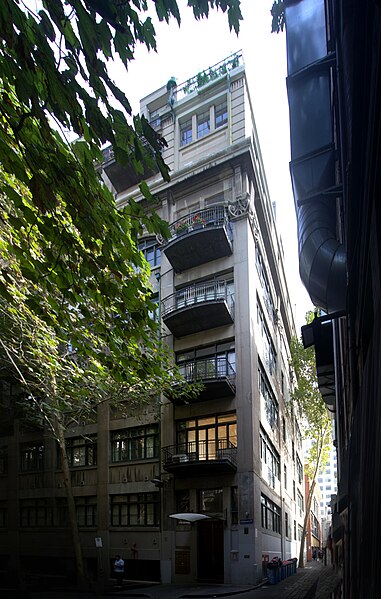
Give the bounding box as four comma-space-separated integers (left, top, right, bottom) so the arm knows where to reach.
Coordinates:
20, 442, 44, 472
64, 435, 97, 468
110, 492, 160, 527
215, 100, 228, 129
111, 425, 159, 463
180, 118, 193, 146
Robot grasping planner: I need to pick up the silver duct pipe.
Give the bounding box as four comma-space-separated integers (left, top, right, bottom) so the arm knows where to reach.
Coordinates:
285, 0, 347, 313
297, 200, 346, 313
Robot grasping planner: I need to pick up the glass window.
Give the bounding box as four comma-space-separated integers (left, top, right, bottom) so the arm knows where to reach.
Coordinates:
261, 494, 281, 533
260, 428, 280, 488
0, 501, 7, 528
176, 490, 190, 513
111, 493, 160, 526
138, 238, 161, 268
111, 425, 159, 462
215, 100, 228, 128
258, 364, 279, 428
176, 413, 236, 459
177, 342, 236, 381
231, 486, 238, 525
76, 496, 97, 527
197, 110, 210, 138
199, 488, 223, 513
0, 446, 7, 475
20, 498, 52, 527
64, 436, 97, 468
180, 119, 192, 146
20, 443, 44, 472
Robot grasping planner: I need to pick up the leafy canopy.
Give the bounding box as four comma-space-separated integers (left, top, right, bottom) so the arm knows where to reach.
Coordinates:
0, 1, 242, 385
289, 312, 332, 479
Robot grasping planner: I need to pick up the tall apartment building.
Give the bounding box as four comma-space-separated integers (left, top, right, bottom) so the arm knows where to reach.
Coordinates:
0, 52, 303, 586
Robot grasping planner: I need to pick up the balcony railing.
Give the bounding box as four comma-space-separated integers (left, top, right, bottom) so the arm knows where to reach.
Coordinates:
162, 439, 237, 475
167, 356, 235, 403
175, 51, 243, 100
164, 206, 233, 272
168, 206, 231, 240
101, 142, 159, 193
162, 280, 234, 337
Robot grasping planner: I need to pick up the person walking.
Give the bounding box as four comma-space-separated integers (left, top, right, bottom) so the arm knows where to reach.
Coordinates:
113, 554, 125, 588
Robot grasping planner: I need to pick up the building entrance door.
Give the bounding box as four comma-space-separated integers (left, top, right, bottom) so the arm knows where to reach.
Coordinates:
197, 519, 224, 582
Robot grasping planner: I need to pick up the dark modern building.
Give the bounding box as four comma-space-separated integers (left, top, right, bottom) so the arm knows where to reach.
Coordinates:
285, 0, 381, 596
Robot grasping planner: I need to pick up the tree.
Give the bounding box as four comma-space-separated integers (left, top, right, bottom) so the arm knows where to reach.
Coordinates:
0, 0, 242, 587
271, 1, 285, 33
0, 0, 242, 371
0, 264, 202, 588
289, 313, 332, 568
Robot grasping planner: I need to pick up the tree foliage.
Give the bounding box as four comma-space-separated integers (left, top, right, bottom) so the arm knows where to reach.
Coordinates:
0, 0, 242, 374
0, 0, 241, 586
289, 312, 332, 567
271, 1, 285, 33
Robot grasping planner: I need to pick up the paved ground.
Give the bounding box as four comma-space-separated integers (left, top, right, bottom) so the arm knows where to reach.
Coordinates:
2, 561, 341, 599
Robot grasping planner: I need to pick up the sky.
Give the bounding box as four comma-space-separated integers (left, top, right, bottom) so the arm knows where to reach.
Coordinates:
109, 0, 313, 334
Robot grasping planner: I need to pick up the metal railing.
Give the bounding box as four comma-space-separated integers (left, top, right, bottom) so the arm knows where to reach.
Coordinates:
177, 355, 235, 383
162, 279, 235, 319
175, 51, 243, 100
168, 205, 232, 241
162, 439, 237, 468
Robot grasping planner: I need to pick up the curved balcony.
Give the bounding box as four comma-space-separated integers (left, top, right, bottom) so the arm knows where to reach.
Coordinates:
162, 439, 237, 476
168, 356, 236, 404
101, 145, 159, 193
162, 280, 234, 337
163, 206, 233, 273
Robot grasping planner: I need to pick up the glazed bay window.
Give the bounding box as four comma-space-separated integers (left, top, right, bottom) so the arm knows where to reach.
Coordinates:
111, 493, 160, 526
111, 425, 159, 462
20, 442, 44, 472
261, 494, 281, 533
180, 118, 192, 146
197, 109, 210, 138
65, 436, 97, 467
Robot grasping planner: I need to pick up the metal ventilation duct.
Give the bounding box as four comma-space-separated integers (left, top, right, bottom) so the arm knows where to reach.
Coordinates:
285, 0, 346, 313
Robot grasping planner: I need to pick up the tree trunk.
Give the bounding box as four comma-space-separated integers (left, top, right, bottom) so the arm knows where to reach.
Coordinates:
55, 419, 88, 588
298, 478, 316, 568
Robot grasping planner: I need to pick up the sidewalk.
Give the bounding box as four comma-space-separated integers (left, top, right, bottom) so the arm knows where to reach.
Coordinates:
10, 561, 340, 599
105, 561, 341, 599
